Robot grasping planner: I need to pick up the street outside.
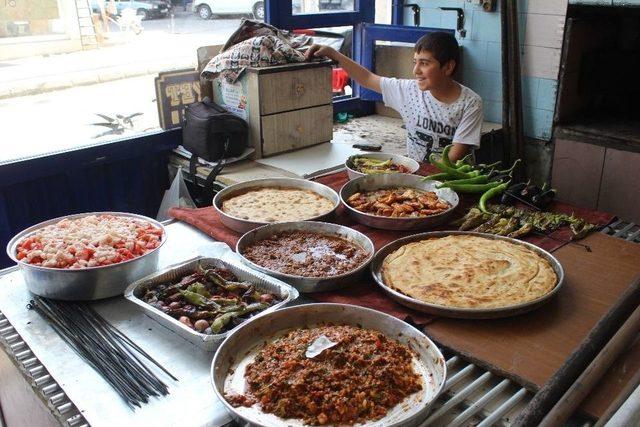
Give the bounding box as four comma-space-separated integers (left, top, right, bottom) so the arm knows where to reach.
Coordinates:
0, 9, 247, 164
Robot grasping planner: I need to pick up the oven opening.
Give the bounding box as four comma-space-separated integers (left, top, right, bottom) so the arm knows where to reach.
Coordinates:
555, 5, 640, 143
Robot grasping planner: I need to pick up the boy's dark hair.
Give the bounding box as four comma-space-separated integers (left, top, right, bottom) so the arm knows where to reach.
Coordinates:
414, 32, 459, 70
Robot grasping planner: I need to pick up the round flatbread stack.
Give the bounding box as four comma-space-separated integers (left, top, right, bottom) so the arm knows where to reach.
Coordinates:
381, 235, 558, 309
222, 187, 335, 222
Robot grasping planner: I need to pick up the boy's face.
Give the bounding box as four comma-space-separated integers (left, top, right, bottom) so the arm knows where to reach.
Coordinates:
412, 50, 454, 91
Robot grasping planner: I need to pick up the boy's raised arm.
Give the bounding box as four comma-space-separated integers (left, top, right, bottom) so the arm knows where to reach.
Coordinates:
305, 45, 382, 94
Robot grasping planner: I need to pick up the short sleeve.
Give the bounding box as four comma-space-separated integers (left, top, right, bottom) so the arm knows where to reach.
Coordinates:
380, 77, 412, 114
453, 96, 483, 147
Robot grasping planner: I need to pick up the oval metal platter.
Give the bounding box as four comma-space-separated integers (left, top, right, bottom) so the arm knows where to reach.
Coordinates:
211, 303, 447, 427
370, 231, 565, 319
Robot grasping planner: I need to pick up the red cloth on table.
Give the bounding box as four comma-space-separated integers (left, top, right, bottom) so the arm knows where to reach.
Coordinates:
168, 165, 615, 325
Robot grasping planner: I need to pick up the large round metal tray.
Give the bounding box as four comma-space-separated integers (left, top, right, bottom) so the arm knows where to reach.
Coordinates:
236, 221, 374, 293
213, 178, 340, 234
371, 231, 565, 319
6, 212, 167, 301
211, 303, 447, 427
340, 173, 459, 231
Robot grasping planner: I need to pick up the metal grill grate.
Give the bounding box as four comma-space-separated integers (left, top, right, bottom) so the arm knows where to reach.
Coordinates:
601, 220, 640, 243
0, 311, 88, 427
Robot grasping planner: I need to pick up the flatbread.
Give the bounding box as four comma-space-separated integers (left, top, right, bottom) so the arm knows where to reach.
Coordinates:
221, 187, 335, 222
381, 235, 558, 309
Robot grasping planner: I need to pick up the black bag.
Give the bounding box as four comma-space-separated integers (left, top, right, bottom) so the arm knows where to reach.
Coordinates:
182, 98, 248, 206
182, 97, 248, 162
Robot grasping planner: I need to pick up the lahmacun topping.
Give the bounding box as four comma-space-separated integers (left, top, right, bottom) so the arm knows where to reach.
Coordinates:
226, 325, 423, 425
15, 214, 163, 269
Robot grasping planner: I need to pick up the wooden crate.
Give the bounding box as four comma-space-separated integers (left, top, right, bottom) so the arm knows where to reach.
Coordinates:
212, 61, 334, 158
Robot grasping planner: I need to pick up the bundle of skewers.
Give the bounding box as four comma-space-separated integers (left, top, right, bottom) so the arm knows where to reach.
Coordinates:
28, 297, 177, 409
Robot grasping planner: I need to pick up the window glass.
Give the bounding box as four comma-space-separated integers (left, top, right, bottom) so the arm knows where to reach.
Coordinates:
0, 0, 247, 163
292, 0, 354, 15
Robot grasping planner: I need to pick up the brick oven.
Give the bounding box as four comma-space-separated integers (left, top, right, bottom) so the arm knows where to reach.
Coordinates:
551, 4, 640, 223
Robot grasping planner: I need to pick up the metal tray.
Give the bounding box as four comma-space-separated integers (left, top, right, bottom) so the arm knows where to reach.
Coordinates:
213, 178, 340, 234
371, 231, 565, 319
340, 173, 459, 231
124, 256, 299, 351
6, 211, 167, 301
211, 303, 447, 427
345, 152, 420, 180
235, 221, 375, 293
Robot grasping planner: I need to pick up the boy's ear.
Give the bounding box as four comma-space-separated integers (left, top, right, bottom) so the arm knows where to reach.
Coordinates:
443, 60, 456, 76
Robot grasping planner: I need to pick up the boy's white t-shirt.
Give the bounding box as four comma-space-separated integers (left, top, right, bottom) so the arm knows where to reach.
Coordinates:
380, 77, 483, 162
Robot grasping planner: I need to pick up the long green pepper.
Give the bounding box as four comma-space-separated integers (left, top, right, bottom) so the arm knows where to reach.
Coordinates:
479, 181, 510, 213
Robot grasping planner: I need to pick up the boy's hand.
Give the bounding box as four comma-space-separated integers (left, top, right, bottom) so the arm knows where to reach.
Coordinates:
305, 44, 338, 61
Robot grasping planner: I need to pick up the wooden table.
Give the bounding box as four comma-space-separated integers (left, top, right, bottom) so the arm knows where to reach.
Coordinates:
423, 232, 640, 419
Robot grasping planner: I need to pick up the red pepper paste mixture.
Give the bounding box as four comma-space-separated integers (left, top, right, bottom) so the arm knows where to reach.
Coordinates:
227, 325, 422, 425
241, 231, 369, 277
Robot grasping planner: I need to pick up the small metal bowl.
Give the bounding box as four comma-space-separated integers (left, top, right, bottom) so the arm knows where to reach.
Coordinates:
345, 152, 420, 180
211, 303, 447, 427
6, 212, 167, 301
236, 221, 375, 293
213, 178, 340, 234
340, 173, 459, 231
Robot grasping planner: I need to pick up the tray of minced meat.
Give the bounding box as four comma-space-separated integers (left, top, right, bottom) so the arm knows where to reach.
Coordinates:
211, 303, 446, 427
235, 221, 374, 293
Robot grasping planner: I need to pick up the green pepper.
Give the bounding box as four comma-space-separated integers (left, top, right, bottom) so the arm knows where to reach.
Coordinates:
429, 154, 476, 179
441, 144, 454, 168
437, 175, 489, 188
442, 181, 502, 193
180, 290, 212, 307
479, 181, 510, 213
422, 172, 455, 181
454, 154, 473, 168
187, 282, 211, 298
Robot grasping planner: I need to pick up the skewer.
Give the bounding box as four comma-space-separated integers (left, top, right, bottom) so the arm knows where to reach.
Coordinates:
28, 297, 175, 408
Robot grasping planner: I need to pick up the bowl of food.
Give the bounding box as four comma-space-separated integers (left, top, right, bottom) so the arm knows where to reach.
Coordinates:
345, 152, 420, 180
371, 231, 564, 319
340, 173, 459, 231
6, 212, 167, 300
236, 221, 374, 293
212, 303, 447, 427
213, 178, 340, 234
124, 256, 298, 351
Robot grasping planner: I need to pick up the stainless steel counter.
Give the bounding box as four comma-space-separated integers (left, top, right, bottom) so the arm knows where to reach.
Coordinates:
0, 221, 235, 427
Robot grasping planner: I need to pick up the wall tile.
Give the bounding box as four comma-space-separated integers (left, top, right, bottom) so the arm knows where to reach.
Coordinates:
522, 45, 561, 79
465, 70, 502, 103
523, 107, 554, 140
483, 100, 502, 123
460, 40, 488, 73
523, 13, 565, 48
551, 138, 605, 209
527, 0, 568, 15
536, 78, 558, 111
485, 41, 501, 73
470, 9, 501, 43
416, 8, 443, 28
523, 76, 540, 108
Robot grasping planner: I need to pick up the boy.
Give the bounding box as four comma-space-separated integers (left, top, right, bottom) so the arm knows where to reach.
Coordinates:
305, 32, 483, 163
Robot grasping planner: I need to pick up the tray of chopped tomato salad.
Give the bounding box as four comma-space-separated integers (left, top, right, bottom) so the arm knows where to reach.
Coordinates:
6, 212, 166, 300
